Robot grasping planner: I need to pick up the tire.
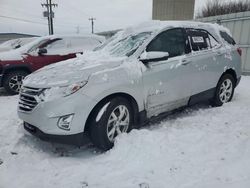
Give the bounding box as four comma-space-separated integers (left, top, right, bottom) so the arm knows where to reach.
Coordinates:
211, 74, 236, 107
3, 71, 29, 95
89, 97, 133, 151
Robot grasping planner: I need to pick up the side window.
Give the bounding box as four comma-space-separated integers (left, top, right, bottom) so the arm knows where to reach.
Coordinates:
187, 29, 209, 51
27, 39, 49, 53
187, 29, 220, 51
220, 31, 236, 45
146, 28, 188, 58
45, 38, 67, 50
70, 38, 101, 50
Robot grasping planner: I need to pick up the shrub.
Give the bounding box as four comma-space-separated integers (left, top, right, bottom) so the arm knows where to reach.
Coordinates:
197, 0, 250, 18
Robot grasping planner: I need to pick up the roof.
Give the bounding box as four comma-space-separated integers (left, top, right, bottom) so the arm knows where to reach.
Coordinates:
0, 33, 39, 37
124, 20, 227, 34
115, 20, 231, 44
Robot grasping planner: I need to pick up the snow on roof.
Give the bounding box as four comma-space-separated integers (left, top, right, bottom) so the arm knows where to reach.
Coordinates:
111, 20, 232, 46
122, 20, 230, 34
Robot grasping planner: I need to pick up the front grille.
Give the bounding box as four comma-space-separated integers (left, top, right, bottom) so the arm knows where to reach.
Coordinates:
19, 86, 44, 112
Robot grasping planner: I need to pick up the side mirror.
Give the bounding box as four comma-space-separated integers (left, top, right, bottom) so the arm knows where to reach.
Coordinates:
38, 48, 47, 56
14, 44, 21, 49
140, 51, 169, 64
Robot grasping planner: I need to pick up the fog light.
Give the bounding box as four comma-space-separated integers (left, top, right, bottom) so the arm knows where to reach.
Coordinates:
57, 114, 74, 131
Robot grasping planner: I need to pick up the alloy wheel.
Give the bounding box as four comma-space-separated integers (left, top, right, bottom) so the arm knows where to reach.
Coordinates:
106, 105, 130, 142
219, 78, 233, 103
9, 75, 25, 93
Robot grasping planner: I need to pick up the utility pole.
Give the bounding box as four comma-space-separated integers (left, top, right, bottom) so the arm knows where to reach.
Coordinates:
89, 17, 96, 34
41, 0, 58, 35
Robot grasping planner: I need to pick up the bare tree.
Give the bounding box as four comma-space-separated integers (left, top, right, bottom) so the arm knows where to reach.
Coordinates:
197, 0, 250, 18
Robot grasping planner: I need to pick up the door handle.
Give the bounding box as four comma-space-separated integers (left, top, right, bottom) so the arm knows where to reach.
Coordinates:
216, 51, 224, 56
181, 59, 191, 66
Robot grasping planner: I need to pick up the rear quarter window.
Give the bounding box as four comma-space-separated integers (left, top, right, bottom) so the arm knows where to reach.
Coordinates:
220, 31, 236, 45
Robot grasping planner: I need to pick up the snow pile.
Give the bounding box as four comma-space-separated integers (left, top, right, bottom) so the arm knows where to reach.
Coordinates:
1, 76, 250, 188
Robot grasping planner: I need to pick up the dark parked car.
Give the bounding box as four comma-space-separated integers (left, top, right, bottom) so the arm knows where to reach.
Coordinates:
0, 35, 104, 94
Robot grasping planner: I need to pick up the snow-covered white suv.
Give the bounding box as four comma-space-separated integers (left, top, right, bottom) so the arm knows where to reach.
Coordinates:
18, 21, 242, 150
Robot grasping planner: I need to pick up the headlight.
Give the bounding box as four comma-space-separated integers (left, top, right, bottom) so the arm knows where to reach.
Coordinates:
37, 81, 87, 102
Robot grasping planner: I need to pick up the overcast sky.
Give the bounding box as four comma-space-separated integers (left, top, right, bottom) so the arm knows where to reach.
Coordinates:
0, 0, 214, 35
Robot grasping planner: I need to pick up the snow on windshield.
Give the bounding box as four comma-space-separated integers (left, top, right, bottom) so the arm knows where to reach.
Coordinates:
95, 30, 152, 57
108, 32, 152, 57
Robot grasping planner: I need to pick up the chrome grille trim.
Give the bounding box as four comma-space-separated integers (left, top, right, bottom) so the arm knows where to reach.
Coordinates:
18, 86, 44, 112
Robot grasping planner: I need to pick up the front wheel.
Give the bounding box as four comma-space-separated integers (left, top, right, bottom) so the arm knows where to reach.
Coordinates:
89, 97, 133, 151
211, 74, 235, 107
3, 71, 29, 95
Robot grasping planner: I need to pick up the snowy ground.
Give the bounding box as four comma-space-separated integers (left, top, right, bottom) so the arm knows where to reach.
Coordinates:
0, 76, 250, 188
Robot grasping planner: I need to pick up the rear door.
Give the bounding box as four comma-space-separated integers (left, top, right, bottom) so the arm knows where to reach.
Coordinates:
142, 28, 193, 117
185, 28, 224, 95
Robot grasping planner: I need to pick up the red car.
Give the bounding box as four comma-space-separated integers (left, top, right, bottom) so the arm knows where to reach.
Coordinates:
0, 35, 104, 94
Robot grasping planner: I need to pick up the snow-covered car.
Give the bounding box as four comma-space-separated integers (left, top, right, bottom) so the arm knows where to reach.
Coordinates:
0, 34, 104, 94
18, 21, 242, 150
0, 37, 37, 52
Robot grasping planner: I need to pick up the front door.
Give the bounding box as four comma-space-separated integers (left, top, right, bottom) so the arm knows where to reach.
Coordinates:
141, 28, 193, 118
24, 38, 76, 71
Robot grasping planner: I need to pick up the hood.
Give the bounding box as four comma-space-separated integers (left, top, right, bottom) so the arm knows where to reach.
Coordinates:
0, 47, 12, 53
0, 48, 25, 61
23, 51, 127, 88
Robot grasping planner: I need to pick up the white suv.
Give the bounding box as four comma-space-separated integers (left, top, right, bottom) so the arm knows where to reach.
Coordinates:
18, 21, 242, 150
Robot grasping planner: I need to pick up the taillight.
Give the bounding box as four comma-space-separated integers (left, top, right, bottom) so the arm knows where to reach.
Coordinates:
237, 48, 242, 56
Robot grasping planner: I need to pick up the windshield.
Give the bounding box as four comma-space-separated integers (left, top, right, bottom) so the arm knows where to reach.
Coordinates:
27, 39, 49, 53
0, 37, 37, 50
96, 32, 152, 57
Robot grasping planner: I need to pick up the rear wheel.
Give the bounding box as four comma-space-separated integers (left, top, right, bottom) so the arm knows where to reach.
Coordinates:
89, 97, 133, 151
3, 71, 28, 95
211, 74, 235, 107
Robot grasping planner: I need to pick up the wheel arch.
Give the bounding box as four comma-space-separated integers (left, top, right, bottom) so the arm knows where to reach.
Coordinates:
220, 68, 237, 85
3, 66, 32, 75
84, 92, 140, 133
1, 66, 32, 86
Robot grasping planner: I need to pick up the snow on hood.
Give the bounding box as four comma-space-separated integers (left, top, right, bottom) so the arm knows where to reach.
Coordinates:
23, 51, 127, 88
0, 49, 26, 61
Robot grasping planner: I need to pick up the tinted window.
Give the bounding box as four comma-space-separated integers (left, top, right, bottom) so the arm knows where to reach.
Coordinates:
146, 28, 188, 58
187, 29, 220, 51
70, 38, 100, 48
220, 31, 236, 45
187, 29, 209, 51
45, 39, 66, 50
27, 39, 50, 53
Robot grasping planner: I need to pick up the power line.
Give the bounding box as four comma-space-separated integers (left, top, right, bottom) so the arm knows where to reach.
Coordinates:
0, 14, 48, 26
0, 14, 89, 31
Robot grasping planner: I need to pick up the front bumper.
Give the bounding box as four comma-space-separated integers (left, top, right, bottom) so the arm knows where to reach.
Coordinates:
24, 122, 90, 146
18, 91, 98, 138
